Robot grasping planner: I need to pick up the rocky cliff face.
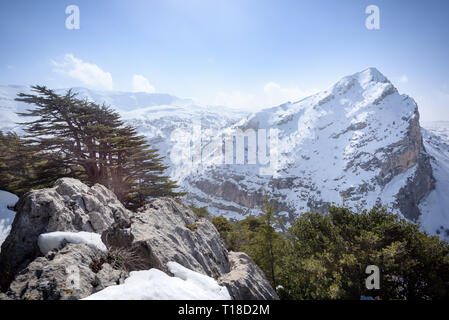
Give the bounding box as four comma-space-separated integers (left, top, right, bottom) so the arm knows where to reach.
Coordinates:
0, 178, 278, 300
375, 108, 434, 220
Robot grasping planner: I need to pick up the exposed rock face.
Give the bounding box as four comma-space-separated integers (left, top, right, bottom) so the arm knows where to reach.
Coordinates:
380, 109, 435, 221
0, 178, 277, 300
0, 178, 131, 291
219, 252, 279, 300
5, 243, 127, 300
102, 198, 230, 278
377, 111, 424, 185
396, 151, 434, 221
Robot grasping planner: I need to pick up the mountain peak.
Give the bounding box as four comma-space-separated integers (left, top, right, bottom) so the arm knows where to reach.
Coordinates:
354, 67, 390, 85
331, 67, 393, 96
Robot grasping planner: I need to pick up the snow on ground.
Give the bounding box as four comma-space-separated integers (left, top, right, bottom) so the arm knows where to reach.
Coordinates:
83, 261, 231, 300
0, 190, 19, 251
37, 231, 107, 254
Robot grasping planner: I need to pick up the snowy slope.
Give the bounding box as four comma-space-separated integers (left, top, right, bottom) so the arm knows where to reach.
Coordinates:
419, 122, 449, 240
0, 190, 18, 251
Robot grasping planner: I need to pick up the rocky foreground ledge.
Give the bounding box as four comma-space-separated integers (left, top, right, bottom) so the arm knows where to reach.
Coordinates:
0, 178, 278, 300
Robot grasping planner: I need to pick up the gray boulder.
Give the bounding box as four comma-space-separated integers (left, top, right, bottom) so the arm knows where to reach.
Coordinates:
103, 198, 278, 299
0, 178, 131, 291
5, 243, 127, 300
102, 198, 230, 278
219, 252, 279, 300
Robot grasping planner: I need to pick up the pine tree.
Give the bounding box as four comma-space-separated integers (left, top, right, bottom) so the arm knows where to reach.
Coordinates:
15, 85, 183, 209
243, 195, 285, 288
0, 132, 45, 196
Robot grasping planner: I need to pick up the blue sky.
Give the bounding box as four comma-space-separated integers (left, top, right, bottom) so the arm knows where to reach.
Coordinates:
0, 0, 448, 120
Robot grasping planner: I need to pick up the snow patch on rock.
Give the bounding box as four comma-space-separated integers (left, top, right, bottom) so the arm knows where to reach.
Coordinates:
37, 231, 107, 255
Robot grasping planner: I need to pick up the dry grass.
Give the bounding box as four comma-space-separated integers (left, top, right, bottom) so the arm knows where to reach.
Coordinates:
106, 246, 147, 272
89, 246, 147, 273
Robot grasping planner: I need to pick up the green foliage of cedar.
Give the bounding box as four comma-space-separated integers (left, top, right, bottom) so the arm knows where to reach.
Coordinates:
241, 196, 285, 288
211, 216, 234, 237
0, 130, 71, 195
0, 85, 184, 209
212, 202, 449, 300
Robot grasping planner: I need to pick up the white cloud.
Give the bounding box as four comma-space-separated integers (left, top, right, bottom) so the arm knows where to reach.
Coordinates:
213, 91, 256, 109
399, 74, 409, 83
212, 82, 318, 110
132, 74, 156, 93
52, 54, 114, 91
263, 82, 317, 106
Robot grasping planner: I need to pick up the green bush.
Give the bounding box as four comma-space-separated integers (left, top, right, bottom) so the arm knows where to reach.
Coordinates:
189, 205, 210, 218
278, 206, 449, 300
211, 203, 449, 300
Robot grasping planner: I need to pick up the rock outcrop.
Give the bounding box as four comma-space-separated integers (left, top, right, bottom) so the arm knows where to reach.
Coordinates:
5, 243, 127, 300
0, 178, 131, 292
0, 178, 278, 300
387, 110, 435, 221
102, 198, 230, 278
219, 252, 279, 300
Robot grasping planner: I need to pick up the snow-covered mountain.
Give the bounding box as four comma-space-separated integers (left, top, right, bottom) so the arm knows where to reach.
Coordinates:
0, 68, 447, 239
179, 68, 436, 228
